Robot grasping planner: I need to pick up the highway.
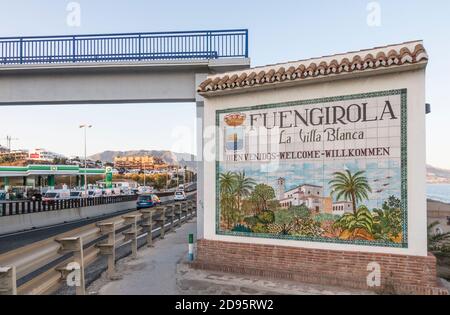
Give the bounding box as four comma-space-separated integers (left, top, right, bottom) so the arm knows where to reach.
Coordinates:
0, 191, 196, 255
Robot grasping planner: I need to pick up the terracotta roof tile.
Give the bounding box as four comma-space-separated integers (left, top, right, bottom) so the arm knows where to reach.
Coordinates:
198, 41, 428, 95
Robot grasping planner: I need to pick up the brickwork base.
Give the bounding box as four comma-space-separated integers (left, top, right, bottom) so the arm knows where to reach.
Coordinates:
192, 240, 448, 295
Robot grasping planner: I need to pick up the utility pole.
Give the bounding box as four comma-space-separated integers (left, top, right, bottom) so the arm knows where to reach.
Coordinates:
79, 125, 92, 196
1, 136, 19, 152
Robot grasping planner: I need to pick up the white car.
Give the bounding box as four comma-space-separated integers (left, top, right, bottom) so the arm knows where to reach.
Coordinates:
42, 189, 71, 204
87, 189, 103, 198
174, 191, 187, 201
70, 191, 87, 199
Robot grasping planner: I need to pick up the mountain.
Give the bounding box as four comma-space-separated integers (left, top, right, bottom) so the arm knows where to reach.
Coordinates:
427, 164, 450, 184
89, 150, 197, 169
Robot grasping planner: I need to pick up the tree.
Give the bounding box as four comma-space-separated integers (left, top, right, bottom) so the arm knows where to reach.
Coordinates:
234, 171, 256, 213
329, 170, 372, 214
219, 172, 237, 195
382, 195, 401, 211
274, 204, 310, 235
250, 184, 275, 214
372, 196, 403, 242
428, 221, 450, 253
219, 172, 238, 229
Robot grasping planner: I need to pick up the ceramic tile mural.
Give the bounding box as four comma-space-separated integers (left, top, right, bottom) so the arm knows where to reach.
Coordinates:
216, 90, 407, 248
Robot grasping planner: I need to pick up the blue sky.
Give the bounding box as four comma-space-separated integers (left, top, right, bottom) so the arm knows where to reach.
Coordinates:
0, 1, 449, 167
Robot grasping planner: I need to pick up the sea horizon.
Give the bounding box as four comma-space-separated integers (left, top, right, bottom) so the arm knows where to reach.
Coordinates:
427, 183, 450, 204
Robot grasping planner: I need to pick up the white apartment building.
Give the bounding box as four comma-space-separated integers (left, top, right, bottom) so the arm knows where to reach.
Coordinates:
29, 148, 66, 162
279, 183, 324, 212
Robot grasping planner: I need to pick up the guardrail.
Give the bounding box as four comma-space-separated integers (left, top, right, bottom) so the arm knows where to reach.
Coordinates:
0, 195, 138, 217
0, 29, 249, 65
0, 198, 196, 295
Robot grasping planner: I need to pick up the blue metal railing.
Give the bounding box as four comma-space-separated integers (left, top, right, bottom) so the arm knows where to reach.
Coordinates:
0, 29, 249, 65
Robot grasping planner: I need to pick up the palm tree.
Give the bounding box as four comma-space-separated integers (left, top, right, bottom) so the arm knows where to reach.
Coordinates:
329, 170, 372, 214
219, 172, 236, 194
428, 221, 450, 252
234, 171, 256, 213
219, 172, 237, 229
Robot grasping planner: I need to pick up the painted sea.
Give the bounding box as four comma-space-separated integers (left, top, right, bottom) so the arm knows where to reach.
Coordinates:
427, 184, 450, 204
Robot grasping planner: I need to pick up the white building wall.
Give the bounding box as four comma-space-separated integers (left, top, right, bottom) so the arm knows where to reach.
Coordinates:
202, 68, 427, 257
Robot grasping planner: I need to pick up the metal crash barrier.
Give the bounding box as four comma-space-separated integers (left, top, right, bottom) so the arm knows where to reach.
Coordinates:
0, 197, 197, 295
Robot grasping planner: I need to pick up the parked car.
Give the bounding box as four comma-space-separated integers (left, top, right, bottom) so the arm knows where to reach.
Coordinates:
136, 194, 161, 210
30, 192, 43, 202
26, 189, 43, 201
174, 191, 187, 201
42, 189, 71, 205
137, 186, 154, 195
70, 191, 87, 199
87, 189, 103, 198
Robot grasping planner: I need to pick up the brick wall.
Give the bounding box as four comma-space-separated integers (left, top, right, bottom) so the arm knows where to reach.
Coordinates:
192, 240, 448, 295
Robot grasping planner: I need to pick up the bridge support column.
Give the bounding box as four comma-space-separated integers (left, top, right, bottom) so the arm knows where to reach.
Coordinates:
123, 215, 140, 259
196, 91, 205, 240
97, 223, 116, 279
140, 209, 154, 247
0, 266, 17, 295
174, 202, 182, 228
56, 237, 86, 295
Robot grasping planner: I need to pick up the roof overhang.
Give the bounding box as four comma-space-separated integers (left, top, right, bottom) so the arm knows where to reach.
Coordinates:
198, 40, 428, 97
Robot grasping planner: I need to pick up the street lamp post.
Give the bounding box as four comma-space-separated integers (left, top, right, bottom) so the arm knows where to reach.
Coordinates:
79, 124, 92, 196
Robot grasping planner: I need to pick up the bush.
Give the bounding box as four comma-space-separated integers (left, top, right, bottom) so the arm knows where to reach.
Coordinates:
252, 223, 269, 234
244, 216, 259, 227
232, 224, 252, 233
257, 210, 275, 224
288, 205, 311, 219
314, 213, 340, 223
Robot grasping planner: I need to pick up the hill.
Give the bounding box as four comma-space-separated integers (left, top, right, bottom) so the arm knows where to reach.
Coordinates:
427, 164, 450, 184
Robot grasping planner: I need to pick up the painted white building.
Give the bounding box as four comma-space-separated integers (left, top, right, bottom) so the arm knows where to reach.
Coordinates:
279, 183, 324, 212
29, 148, 66, 162
332, 202, 353, 216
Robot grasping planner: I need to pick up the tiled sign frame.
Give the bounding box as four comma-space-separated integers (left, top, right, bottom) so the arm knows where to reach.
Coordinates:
215, 89, 408, 248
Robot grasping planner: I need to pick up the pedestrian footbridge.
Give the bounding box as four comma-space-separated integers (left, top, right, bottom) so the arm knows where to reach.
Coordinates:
0, 30, 250, 105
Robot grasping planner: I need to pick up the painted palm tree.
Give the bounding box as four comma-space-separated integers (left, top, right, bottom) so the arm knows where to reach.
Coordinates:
234, 171, 256, 213
329, 170, 372, 214
219, 172, 237, 229
219, 172, 236, 194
